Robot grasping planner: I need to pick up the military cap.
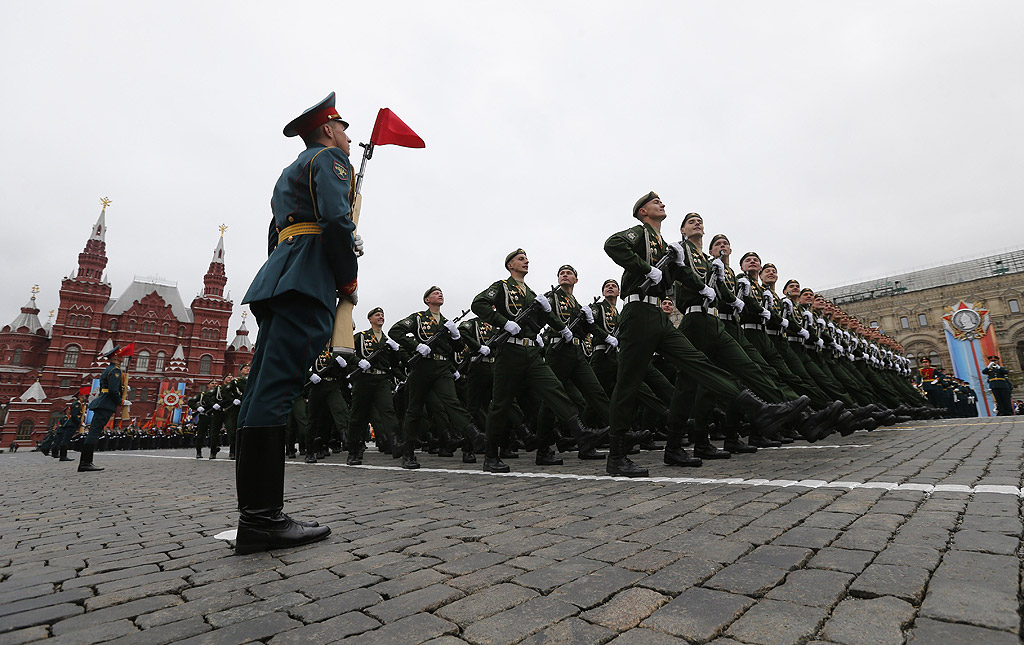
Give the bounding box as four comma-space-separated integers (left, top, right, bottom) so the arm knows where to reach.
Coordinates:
682, 212, 703, 226
367, 307, 384, 319
760, 263, 776, 273
632, 191, 659, 217
708, 234, 729, 252
99, 345, 121, 358
988, 355, 1000, 360
558, 264, 577, 277
739, 251, 760, 264
423, 286, 442, 301
602, 278, 619, 290
283, 91, 349, 138
800, 287, 814, 296
505, 248, 526, 267
784, 279, 800, 290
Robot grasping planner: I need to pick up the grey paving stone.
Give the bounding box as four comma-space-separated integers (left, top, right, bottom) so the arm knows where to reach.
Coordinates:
608, 628, 690, 644
448, 565, 523, 593
302, 571, 383, 600
740, 544, 814, 571
582, 540, 648, 564
0, 626, 50, 645
180, 569, 281, 601
772, 526, 842, 549
172, 611, 302, 645
134, 590, 252, 629
581, 587, 669, 631
637, 556, 719, 595
82, 576, 189, 611
0, 588, 93, 619
512, 558, 605, 594
0, 603, 84, 634
764, 569, 853, 607
435, 583, 538, 626
364, 583, 464, 624
461, 596, 579, 645
549, 565, 645, 609
918, 550, 1020, 631
207, 591, 309, 628
725, 598, 828, 645
248, 568, 339, 600
951, 529, 1019, 555
46, 618, 139, 644
371, 568, 450, 599
820, 596, 916, 645
50, 595, 180, 635
871, 544, 942, 571
61, 564, 161, 590
519, 617, 616, 645
641, 587, 754, 641
434, 552, 510, 576
906, 617, 1020, 645
703, 562, 789, 597
290, 587, 381, 623
343, 613, 459, 645
849, 563, 930, 603
108, 616, 212, 645
267, 611, 380, 644
615, 549, 681, 573
831, 529, 893, 552
806, 548, 875, 574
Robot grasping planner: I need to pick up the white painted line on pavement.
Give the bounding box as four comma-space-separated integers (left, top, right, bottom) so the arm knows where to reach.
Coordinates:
112, 452, 1024, 497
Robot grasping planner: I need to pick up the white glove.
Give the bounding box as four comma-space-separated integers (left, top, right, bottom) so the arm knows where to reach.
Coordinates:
646, 266, 663, 285
415, 343, 431, 357
213, 404, 221, 410
536, 297, 552, 313
503, 320, 521, 335
699, 285, 716, 302
559, 327, 574, 342
385, 337, 399, 351
353, 234, 364, 257
358, 359, 371, 371
711, 258, 726, 281
535, 334, 545, 348
783, 300, 794, 317
478, 344, 491, 356
582, 307, 594, 324
668, 242, 686, 266
763, 290, 775, 308
605, 335, 618, 348
798, 328, 810, 340
309, 373, 321, 384
233, 399, 241, 406
803, 310, 814, 324
731, 298, 745, 314
443, 320, 460, 340
816, 317, 826, 328
780, 318, 789, 329
759, 309, 770, 321
832, 342, 843, 353
453, 370, 461, 380
197, 406, 205, 413
335, 355, 347, 368
816, 339, 825, 349
736, 276, 751, 297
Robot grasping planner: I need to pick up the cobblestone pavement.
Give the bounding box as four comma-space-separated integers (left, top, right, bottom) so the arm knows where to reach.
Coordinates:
1, 417, 1021, 644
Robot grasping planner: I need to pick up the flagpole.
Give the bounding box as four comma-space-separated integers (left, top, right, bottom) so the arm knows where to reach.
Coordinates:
331, 141, 374, 354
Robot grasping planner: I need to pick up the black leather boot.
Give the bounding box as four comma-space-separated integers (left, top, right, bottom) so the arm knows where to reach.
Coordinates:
663, 434, 701, 467
235, 426, 330, 555
724, 436, 758, 453
462, 450, 476, 463
535, 446, 563, 466
59, 446, 73, 462
565, 414, 607, 455
735, 390, 810, 438
77, 445, 104, 472
347, 443, 365, 466
482, 445, 509, 473
463, 423, 487, 454
692, 442, 731, 459
606, 436, 648, 477
401, 442, 420, 470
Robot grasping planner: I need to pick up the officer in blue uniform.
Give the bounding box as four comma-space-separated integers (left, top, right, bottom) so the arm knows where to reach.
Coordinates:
233, 92, 359, 554
81, 346, 125, 472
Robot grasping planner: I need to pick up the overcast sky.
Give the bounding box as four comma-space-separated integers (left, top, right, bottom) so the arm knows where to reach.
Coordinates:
2, 2, 1022, 340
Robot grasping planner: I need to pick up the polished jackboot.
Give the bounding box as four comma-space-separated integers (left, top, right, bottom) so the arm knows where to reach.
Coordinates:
235, 426, 330, 555
482, 445, 510, 473
735, 390, 810, 438
663, 434, 701, 467
463, 423, 487, 454
401, 442, 420, 470
58, 446, 73, 462
566, 415, 607, 458
346, 443, 365, 466
77, 444, 104, 472
535, 445, 563, 466
606, 436, 648, 477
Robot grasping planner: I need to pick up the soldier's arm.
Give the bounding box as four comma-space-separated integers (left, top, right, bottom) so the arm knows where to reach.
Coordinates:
604, 230, 651, 275
310, 148, 358, 293
387, 316, 419, 352
458, 321, 481, 353
471, 282, 508, 328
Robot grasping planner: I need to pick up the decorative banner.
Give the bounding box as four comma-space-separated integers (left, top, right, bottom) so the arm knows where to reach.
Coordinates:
942, 300, 998, 416
172, 382, 186, 424
84, 378, 100, 426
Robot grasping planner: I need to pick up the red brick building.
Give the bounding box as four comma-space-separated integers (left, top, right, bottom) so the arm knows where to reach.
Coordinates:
0, 205, 253, 447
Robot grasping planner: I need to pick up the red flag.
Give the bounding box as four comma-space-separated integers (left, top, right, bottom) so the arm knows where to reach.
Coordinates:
370, 108, 425, 148
118, 342, 136, 357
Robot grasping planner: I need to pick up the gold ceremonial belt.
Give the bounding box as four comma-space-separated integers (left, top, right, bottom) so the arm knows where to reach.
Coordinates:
278, 222, 322, 245
101, 388, 109, 393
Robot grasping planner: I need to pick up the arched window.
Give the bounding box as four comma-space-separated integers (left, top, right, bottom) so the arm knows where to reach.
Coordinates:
17, 419, 34, 441
918, 314, 928, 326
128, 320, 136, 332
12, 348, 22, 366
136, 350, 150, 372
178, 325, 186, 337
63, 345, 80, 368
109, 318, 118, 331
199, 355, 213, 375
163, 323, 169, 335
154, 351, 165, 372
899, 316, 909, 329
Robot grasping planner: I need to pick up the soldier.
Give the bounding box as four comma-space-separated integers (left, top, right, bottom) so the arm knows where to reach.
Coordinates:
603, 194, 805, 477
455, 313, 502, 462
201, 378, 224, 459
80, 345, 127, 472
233, 91, 359, 554
53, 387, 87, 462
307, 346, 351, 460
388, 287, 484, 469
223, 364, 248, 459
982, 355, 1013, 416
471, 249, 605, 472
348, 307, 403, 464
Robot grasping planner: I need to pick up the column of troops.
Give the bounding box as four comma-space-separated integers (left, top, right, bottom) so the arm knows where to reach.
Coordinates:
270, 192, 944, 479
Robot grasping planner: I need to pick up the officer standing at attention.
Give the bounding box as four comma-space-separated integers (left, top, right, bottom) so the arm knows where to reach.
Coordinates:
982, 355, 1014, 416
233, 92, 359, 554
80, 346, 126, 472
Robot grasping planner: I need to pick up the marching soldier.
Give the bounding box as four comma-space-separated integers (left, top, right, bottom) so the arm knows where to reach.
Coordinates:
348, 307, 403, 463
307, 345, 351, 460
202, 378, 225, 459
53, 387, 87, 462
224, 364, 248, 459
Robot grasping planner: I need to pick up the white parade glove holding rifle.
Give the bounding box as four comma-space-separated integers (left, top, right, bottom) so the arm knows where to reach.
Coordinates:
443, 320, 460, 340
699, 285, 716, 303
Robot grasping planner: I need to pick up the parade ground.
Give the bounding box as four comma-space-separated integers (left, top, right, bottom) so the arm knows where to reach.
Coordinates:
2, 418, 1021, 644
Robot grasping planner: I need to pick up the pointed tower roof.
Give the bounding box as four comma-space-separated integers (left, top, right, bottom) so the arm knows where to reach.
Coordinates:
17, 380, 47, 402
43, 309, 54, 338
4, 288, 44, 334
90, 201, 107, 242
166, 344, 188, 372
228, 315, 253, 351
211, 232, 226, 265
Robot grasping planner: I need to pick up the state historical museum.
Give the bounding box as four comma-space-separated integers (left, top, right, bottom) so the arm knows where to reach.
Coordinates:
0, 202, 253, 446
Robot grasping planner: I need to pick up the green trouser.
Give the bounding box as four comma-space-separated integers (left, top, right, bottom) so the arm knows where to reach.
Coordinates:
853, 361, 902, 408
426, 390, 454, 447
772, 335, 835, 407
208, 410, 224, 454
890, 372, 928, 405
308, 378, 350, 449
286, 395, 308, 452
486, 342, 576, 453
537, 342, 610, 442
740, 328, 806, 402
196, 414, 210, 452
224, 406, 239, 454
464, 360, 495, 428
403, 359, 472, 449
804, 349, 863, 405
611, 303, 742, 441
349, 371, 399, 449
593, 350, 671, 423
824, 357, 874, 406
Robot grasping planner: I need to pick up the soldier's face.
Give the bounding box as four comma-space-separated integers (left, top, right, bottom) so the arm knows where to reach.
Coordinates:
661, 300, 674, 314
557, 269, 577, 287
328, 119, 351, 156
709, 238, 731, 258
761, 266, 777, 284
240, 365, 250, 376
603, 282, 619, 298
680, 215, 703, 239
369, 312, 385, 326
639, 199, 667, 222
507, 254, 529, 275
785, 283, 800, 297
799, 292, 813, 305
425, 290, 444, 307
741, 256, 761, 274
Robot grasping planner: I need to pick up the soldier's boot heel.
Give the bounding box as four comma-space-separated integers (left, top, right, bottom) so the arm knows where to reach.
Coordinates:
605, 437, 648, 478
77, 445, 104, 472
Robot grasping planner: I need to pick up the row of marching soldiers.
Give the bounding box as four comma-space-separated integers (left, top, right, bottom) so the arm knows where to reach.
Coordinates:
292, 192, 940, 478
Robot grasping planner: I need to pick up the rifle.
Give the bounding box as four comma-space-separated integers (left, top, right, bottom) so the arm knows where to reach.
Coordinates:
637, 244, 681, 295
474, 286, 558, 355
404, 308, 471, 370
344, 334, 399, 379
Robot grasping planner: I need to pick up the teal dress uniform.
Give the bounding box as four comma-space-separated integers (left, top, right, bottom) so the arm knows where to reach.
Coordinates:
80, 361, 123, 471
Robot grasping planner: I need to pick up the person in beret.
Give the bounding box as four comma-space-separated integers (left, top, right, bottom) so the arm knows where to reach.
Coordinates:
233, 91, 361, 554
347, 307, 403, 462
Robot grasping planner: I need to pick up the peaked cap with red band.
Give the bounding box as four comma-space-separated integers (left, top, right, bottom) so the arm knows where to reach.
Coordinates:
283, 92, 349, 138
